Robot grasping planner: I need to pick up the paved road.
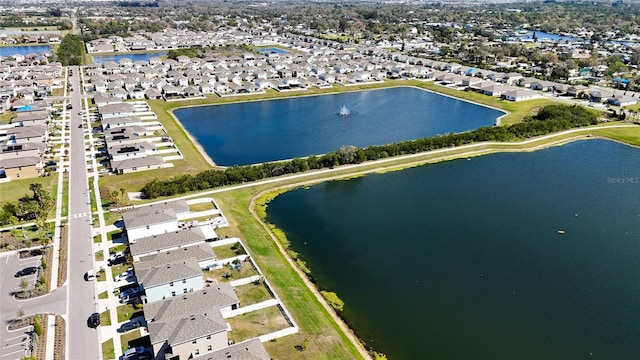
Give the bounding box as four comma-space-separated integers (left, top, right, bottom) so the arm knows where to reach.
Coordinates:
66, 66, 101, 360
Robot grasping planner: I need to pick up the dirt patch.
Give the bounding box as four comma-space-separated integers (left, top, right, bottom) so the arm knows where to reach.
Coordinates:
54, 315, 65, 360
7, 314, 47, 359
57, 225, 68, 286
19, 248, 43, 258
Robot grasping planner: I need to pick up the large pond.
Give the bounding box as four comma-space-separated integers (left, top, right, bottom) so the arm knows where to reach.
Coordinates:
175, 87, 504, 166
266, 139, 640, 360
90, 52, 167, 64
0, 45, 52, 57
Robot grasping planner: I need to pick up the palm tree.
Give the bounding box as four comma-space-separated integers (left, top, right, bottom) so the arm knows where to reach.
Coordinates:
119, 188, 126, 206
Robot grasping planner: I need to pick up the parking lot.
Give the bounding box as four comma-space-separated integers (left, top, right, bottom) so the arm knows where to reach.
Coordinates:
0, 253, 42, 360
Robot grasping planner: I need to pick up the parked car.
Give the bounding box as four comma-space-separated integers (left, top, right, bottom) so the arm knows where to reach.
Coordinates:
114, 270, 134, 282
84, 269, 95, 281
123, 347, 147, 360
87, 313, 100, 328
119, 287, 141, 299
15, 267, 37, 277
118, 320, 140, 333
108, 254, 126, 266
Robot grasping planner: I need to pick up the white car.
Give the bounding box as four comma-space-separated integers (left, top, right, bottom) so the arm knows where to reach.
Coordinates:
113, 268, 134, 282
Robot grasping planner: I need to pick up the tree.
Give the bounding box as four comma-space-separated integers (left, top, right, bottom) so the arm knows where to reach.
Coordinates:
320, 291, 344, 312
56, 34, 83, 66
119, 188, 126, 206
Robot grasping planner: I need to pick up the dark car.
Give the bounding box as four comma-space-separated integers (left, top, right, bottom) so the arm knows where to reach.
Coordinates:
15, 267, 37, 277
88, 313, 100, 328
118, 320, 140, 333
108, 254, 126, 266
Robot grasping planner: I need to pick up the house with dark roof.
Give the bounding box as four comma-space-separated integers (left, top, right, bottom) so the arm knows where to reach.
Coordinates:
135, 255, 204, 303
123, 208, 180, 242
130, 227, 208, 260
111, 155, 165, 175
191, 338, 269, 360
144, 287, 238, 360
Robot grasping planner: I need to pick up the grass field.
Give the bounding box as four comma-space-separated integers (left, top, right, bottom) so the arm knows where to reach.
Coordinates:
227, 305, 290, 343
0, 175, 58, 207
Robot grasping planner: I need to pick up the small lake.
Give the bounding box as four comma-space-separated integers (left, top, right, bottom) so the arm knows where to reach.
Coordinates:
257, 47, 290, 54
175, 87, 504, 166
518, 30, 579, 43
266, 139, 640, 360
91, 52, 167, 64
0, 45, 52, 57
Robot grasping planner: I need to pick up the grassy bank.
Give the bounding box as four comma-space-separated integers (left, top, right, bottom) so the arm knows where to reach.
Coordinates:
213, 188, 367, 359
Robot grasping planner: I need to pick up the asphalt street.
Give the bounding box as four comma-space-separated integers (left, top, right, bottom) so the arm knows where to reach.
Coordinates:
66, 66, 101, 360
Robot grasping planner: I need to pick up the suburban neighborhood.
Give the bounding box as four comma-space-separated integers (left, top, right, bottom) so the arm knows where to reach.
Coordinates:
1, 1, 640, 360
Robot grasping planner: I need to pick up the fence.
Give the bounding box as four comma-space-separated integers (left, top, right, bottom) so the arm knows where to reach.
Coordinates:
258, 326, 299, 342
228, 274, 260, 287
221, 298, 280, 318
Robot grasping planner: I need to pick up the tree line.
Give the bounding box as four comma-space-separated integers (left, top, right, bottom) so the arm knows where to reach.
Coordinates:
141, 105, 599, 199
56, 34, 83, 66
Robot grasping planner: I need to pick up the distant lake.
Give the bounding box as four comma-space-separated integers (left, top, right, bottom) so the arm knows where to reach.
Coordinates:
256, 47, 290, 54
0, 45, 51, 58
266, 139, 640, 360
174, 87, 504, 166
518, 31, 578, 43
91, 52, 167, 64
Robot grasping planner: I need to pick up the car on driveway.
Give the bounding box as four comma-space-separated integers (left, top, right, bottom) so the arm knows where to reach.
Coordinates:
119, 287, 141, 299
123, 346, 148, 360
118, 320, 140, 333
114, 269, 134, 282
87, 313, 100, 328
108, 254, 126, 266
15, 267, 37, 277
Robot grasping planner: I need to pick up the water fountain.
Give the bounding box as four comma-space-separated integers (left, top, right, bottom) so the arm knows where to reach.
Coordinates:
339, 105, 351, 117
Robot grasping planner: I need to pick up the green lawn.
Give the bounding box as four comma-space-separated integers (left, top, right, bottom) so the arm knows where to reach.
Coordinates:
234, 281, 274, 305
212, 243, 244, 259
101, 338, 115, 360
109, 244, 127, 254
98, 291, 108, 300
95, 250, 104, 261
111, 264, 132, 280
0, 175, 58, 211
100, 310, 111, 326
120, 330, 142, 353
116, 304, 143, 323
227, 305, 290, 343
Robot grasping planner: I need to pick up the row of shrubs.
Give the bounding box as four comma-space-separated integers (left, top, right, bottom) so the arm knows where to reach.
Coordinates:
141, 104, 599, 199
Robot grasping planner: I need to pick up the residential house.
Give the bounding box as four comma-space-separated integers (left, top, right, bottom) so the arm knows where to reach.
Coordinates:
122, 200, 189, 242
502, 89, 540, 102
191, 338, 270, 360
135, 246, 213, 303
129, 227, 208, 260
144, 287, 238, 360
